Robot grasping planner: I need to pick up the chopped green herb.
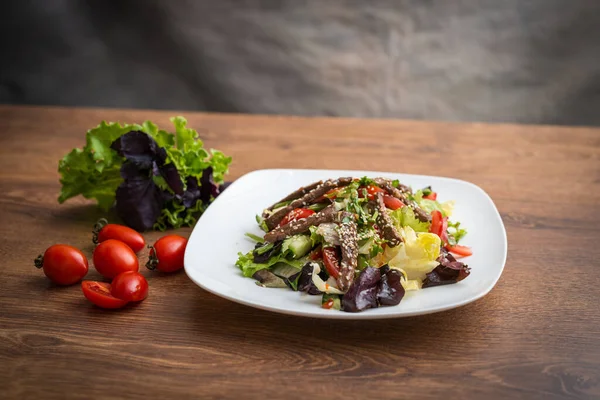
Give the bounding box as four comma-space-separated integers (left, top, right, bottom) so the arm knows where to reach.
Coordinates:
245, 233, 265, 243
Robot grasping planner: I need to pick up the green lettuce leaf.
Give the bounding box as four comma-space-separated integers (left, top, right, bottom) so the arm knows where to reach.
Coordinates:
235, 251, 307, 278
58, 121, 142, 210
389, 206, 430, 232
58, 116, 232, 231
412, 190, 454, 217
447, 220, 468, 245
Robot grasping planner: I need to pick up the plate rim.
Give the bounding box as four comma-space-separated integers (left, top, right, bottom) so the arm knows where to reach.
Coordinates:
184, 168, 508, 320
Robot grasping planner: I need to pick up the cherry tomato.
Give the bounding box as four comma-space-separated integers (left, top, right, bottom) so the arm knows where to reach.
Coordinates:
382, 195, 404, 210
81, 281, 128, 309
322, 246, 341, 279
278, 208, 315, 227
446, 244, 473, 257
146, 235, 188, 273
111, 271, 148, 302
423, 192, 438, 200
358, 185, 386, 200
322, 299, 334, 309
92, 219, 145, 253
34, 244, 88, 285
93, 239, 139, 279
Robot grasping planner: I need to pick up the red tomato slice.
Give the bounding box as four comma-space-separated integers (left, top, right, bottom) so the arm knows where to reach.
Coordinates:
322, 247, 341, 279
81, 281, 128, 309
440, 217, 449, 244
358, 185, 386, 200
429, 210, 443, 236
322, 299, 334, 309
309, 246, 323, 261
423, 192, 438, 200
278, 208, 315, 227
446, 244, 473, 257
382, 195, 404, 210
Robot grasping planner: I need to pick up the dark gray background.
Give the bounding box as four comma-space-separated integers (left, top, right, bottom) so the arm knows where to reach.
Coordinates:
1, 0, 599, 125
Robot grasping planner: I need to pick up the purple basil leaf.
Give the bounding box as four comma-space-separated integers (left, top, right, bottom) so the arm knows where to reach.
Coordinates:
115, 177, 164, 231
219, 181, 232, 192
180, 176, 201, 208
422, 248, 471, 288
199, 166, 220, 204
119, 160, 149, 180
377, 268, 405, 306
291, 262, 322, 295
342, 267, 381, 312
159, 163, 184, 195
111, 131, 167, 169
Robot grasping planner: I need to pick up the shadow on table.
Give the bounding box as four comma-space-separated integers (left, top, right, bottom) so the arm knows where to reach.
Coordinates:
185, 286, 490, 363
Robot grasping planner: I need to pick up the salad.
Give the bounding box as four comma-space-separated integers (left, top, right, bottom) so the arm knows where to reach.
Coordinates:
236, 177, 472, 313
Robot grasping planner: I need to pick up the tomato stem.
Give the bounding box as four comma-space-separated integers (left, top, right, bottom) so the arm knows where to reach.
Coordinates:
34, 255, 44, 269
145, 245, 159, 270
92, 218, 109, 244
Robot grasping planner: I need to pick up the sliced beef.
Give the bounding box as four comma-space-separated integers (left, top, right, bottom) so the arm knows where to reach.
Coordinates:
264, 177, 353, 230
337, 217, 358, 291
374, 192, 403, 247
373, 178, 431, 222
264, 206, 337, 242
373, 177, 412, 194
262, 180, 323, 218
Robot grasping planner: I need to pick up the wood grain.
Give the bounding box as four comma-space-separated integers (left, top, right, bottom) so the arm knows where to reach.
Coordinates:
0, 105, 599, 400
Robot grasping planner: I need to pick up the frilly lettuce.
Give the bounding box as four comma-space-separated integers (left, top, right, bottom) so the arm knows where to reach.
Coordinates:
383, 226, 441, 281
58, 117, 232, 231
235, 251, 306, 278
413, 190, 455, 217
389, 206, 430, 232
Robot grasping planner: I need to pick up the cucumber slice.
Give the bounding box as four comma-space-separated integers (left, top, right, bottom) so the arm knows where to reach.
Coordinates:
283, 234, 312, 259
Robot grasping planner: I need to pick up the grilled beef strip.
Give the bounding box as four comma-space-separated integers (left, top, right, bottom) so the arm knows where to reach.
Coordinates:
264, 206, 336, 242
264, 177, 353, 230
262, 180, 323, 219
374, 192, 403, 247
373, 177, 412, 194
373, 178, 431, 223
337, 217, 359, 291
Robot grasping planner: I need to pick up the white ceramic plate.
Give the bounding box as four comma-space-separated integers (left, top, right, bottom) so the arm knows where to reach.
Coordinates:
185, 169, 507, 320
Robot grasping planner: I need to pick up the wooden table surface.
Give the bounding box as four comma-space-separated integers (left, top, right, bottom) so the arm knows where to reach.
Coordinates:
1, 105, 599, 400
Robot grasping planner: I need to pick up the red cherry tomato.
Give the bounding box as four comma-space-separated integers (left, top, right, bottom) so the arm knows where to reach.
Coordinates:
93, 239, 139, 279
93, 219, 145, 253
359, 185, 386, 200
34, 244, 88, 285
423, 192, 438, 200
446, 244, 473, 257
81, 281, 128, 309
278, 208, 315, 227
430, 210, 443, 236
382, 195, 404, 210
111, 271, 148, 302
147, 235, 188, 273
429, 210, 449, 244
322, 247, 341, 279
